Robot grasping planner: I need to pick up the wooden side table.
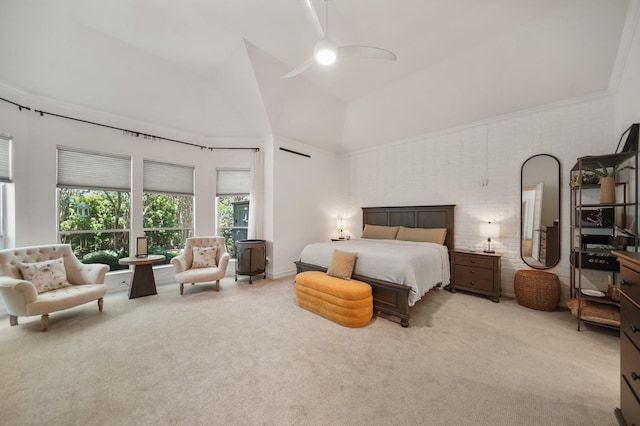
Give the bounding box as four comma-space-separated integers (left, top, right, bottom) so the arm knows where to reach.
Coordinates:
118, 255, 166, 299
450, 250, 502, 302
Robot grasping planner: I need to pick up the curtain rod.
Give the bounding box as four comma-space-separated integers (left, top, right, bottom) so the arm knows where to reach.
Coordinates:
279, 147, 310, 158
0, 96, 31, 111
0, 96, 258, 151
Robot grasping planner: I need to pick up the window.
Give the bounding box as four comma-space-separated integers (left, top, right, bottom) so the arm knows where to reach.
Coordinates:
57, 147, 131, 270
217, 169, 250, 258
143, 160, 194, 263
0, 134, 11, 250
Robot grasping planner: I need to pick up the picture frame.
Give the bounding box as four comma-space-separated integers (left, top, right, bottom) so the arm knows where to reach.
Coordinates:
136, 236, 148, 258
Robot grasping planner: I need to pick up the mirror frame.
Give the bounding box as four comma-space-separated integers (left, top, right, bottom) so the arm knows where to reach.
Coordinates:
520, 154, 561, 269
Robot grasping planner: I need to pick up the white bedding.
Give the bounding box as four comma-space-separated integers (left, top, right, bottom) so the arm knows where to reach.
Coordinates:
298, 239, 450, 306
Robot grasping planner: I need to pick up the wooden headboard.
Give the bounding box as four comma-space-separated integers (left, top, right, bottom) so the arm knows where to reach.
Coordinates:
362, 205, 455, 250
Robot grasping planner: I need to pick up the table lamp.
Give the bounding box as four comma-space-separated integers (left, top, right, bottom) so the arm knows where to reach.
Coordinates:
337, 218, 345, 239
136, 236, 148, 258
482, 221, 499, 253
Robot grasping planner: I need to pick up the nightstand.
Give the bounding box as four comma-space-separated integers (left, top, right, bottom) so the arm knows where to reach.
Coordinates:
450, 250, 502, 302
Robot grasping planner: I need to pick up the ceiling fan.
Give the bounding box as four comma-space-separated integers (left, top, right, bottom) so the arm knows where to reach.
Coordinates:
283, 0, 397, 78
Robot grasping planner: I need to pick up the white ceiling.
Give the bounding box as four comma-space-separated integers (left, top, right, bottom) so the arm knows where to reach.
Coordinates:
0, 0, 632, 153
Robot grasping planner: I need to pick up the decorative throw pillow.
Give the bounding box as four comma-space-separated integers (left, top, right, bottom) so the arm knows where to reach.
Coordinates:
17, 258, 71, 294
396, 226, 447, 245
192, 246, 218, 268
361, 224, 400, 240
326, 249, 357, 280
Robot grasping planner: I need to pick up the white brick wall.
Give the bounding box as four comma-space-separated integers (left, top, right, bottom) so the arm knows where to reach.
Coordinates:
347, 94, 616, 299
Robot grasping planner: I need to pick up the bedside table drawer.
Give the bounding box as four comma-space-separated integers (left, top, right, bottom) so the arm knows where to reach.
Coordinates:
454, 253, 495, 269
454, 265, 494, 292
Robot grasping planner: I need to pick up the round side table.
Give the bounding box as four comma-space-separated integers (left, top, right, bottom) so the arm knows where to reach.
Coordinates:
118, 255, 165, 299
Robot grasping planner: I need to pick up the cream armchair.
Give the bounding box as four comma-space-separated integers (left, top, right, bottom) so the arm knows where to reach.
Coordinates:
171, 237, 230, 295
0, 244, 109, 332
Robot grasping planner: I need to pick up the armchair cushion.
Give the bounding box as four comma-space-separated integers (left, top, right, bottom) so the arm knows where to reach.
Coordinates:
17, 258, 71, 294
192, 246, 218, 268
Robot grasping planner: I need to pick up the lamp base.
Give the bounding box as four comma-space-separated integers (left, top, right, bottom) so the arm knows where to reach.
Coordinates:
483, 250, 495, 254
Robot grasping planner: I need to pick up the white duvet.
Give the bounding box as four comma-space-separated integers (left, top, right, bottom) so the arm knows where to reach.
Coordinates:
298, 239, 450, 306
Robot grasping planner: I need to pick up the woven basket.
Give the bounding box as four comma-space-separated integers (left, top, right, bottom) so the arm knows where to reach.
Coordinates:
514, 270, 561, 311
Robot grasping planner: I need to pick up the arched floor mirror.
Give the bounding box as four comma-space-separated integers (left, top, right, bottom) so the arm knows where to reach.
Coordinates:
521, 154, 561, 269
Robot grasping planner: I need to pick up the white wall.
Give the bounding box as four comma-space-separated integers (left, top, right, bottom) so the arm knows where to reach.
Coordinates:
346, 94, 617, 299
0, 84, 255, 288
615, 1, 640, 134
266, 135, 347, 278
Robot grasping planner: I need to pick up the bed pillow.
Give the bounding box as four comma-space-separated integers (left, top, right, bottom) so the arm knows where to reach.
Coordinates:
17, 258, 71, 294
361, 224, 400, 240
192, 246, 218, 268
326, 249, 357, 280
396, 226, 447, 245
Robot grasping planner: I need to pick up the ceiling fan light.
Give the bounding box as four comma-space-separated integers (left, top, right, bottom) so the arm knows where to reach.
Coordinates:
314, 40, 337, 65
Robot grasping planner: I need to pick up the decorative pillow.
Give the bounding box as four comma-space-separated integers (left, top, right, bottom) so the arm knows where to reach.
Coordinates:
326, 249, 357, 280
17, 258, 71, 294
361, 224, 400, 240
192, 246, 218, 268
396, 226, 447, 245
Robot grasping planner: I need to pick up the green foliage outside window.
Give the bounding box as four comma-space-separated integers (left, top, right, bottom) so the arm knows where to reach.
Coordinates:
59, 189, 130, 269
143, 193, 193, 263
218, 195, 249, 257
59, 189, 193, 269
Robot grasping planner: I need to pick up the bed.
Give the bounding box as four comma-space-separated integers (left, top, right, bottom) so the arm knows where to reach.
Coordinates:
295, 205, 455, 327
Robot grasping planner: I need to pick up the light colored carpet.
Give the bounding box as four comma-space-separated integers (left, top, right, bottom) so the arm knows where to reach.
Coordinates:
0, 276, 620, 425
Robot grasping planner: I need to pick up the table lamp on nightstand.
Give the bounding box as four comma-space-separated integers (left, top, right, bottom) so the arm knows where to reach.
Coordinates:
482, 221, 499, 253
337, 218, 345, 240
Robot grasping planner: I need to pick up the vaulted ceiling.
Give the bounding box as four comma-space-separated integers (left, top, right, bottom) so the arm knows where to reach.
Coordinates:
0, 0, 632, 153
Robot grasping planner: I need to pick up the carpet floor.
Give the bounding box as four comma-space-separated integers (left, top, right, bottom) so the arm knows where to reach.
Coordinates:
0, 275, 620, 425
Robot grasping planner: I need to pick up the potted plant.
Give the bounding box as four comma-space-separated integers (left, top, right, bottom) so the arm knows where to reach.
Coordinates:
583, 162, 635, 203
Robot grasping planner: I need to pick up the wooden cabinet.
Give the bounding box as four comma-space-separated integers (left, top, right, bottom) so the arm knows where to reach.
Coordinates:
450, 250, 501, 302
539, 224, 559, 267
615, 251, 640, 425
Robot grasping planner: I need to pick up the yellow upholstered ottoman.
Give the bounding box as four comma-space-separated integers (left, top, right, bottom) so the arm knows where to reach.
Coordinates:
295, 271, 373, 327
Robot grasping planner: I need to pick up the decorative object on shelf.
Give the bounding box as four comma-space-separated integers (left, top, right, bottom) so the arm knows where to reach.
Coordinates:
135, 236, 148, 258
336, 218, 345, 240
581, 288, 605, 297
607, 282, 621, 302
569, 172, 600, 189
481, 221, 499, 253
582, 161, 635, 204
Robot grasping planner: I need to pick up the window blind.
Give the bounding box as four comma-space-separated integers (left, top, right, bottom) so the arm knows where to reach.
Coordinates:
144, 160, 194, 195
216, 169, 250, 195
57, 147, 131, 191
0, 135, 12, 183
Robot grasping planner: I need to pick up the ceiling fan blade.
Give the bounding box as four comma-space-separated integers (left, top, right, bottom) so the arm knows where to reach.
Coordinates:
338, 46, 397, 61
303, 0, 325, 38
282, 57, 315, 78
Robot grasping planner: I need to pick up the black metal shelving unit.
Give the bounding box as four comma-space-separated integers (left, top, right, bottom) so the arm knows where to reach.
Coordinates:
569, 151, 638, 330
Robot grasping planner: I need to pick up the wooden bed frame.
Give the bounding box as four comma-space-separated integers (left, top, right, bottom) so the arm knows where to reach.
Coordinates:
295, 205, 455, 327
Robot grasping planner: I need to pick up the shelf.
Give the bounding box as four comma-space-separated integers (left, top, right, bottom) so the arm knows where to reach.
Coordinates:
571, 151, 637, 171
570, 150, 638, 331
577, 293, 620, 306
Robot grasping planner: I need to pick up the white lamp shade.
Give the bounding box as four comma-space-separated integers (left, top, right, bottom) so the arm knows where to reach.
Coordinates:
336, 218, 345, 230
481, 222, 500, 238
